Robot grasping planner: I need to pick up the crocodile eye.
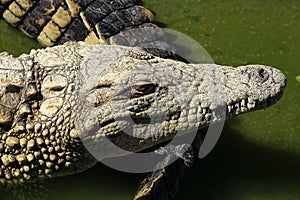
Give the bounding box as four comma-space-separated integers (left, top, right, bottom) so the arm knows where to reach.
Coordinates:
132, 83, 156, 96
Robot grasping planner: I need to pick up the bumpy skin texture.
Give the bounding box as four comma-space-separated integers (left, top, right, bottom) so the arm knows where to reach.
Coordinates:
0, 1, 287, 199
0, 42, 286, 184
0, 0, 161, 47
0, 0, 172, 58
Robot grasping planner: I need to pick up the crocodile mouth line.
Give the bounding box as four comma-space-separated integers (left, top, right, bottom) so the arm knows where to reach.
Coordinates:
98, 90, 284, 129
226, 92, 284, 116
98, 105, 211, 128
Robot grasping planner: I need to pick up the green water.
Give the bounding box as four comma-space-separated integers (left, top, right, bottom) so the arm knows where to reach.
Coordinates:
0, 0, 300, 199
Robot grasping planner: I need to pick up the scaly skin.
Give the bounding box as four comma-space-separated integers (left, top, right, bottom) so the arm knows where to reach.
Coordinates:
0, 42, 286, 184
0, 0, 173, 58
0, 0, 158, 46
0, 1, 287, 199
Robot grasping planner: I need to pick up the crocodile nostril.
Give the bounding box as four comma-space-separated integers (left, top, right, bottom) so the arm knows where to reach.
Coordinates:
258, 68, 265, 77
256, 68, 269, 82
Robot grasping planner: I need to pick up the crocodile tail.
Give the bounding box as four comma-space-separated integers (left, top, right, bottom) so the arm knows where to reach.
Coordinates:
0, 0, 172, 55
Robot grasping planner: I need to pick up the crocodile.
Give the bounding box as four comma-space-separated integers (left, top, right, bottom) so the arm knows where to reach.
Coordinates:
0, 1, 287, 199
0, 42, 286, 184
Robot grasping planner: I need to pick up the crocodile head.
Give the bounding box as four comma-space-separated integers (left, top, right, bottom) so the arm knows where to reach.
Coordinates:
0, 44, 286, 182
75, 45, 286, 159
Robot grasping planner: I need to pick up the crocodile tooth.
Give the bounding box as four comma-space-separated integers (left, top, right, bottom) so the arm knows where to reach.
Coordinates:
227, 105, 234, 113
235, 103, 240, 109
247, 103, 255, 109
227, 105, 232, 113
241, 99, 246, 107
248, 97, 254, 104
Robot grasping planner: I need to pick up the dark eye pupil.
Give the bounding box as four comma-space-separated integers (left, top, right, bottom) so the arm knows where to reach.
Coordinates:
137, 85, 150, 92
132, 84, 156, 96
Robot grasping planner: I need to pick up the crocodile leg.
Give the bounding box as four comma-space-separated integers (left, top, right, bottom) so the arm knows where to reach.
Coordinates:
134, 130, 203, 200
134, 158, 188, 200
